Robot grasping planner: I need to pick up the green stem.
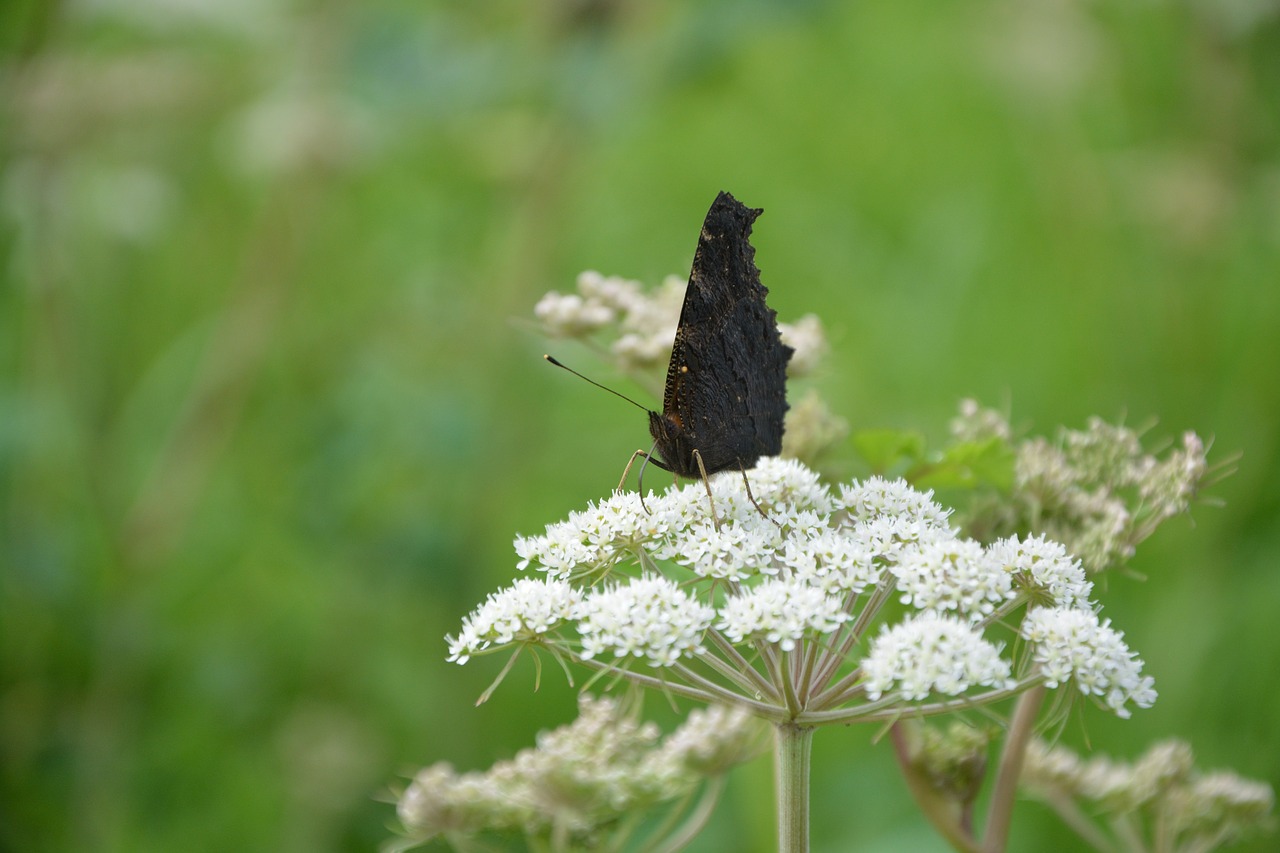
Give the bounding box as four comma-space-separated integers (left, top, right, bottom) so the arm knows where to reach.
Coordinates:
779, 652, 802, 717
1040, 791, 1117, 853
706, 629, 782, 701
775, 722, 814, 853
653, 776, 725, 853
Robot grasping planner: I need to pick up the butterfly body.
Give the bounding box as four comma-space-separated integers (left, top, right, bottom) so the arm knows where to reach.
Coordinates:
646, 191, 793, 480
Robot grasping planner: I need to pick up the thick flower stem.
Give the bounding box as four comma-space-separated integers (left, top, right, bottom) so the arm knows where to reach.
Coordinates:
982, 684, 1046, 853
775, 722, 814, 853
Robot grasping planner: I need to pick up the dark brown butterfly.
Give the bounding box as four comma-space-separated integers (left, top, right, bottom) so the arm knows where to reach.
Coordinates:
644, 191, 792, 482
547, 190, 793, 524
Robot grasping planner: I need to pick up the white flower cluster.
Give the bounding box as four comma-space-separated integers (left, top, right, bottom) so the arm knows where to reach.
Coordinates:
717, 578, 851, 651
577, 576, 715, 666
533, 290, 616, 337
447, 578, 582, 664
892, 538, 1012, 620
451, 459, 1155, 718
862, 613, 1014, 701
1138, 431, 1208, 520
778, 314, 828, 377
950, 397, 1012, 442
1024, 415, 1208, 573
650, 703, 762, 776
1022, 738, 1275, 850
985, 535, 1092, 609
534, 271, 683, 371
888, 532, 1090, 623
396, 695, 761, 846
1020, 607, 1156, 718
947, 402, 1210, 575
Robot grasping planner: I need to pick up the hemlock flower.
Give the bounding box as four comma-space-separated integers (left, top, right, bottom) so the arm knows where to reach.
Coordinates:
779, 526, 881, 594
1021, 738, 1275, 852
446, 577, 582, 664
955, 401, 1211, 574
778, 314, 829, 377
1020, 606, 1156, 718
649, 704, 764, 776
533, 290, 615, 337
451, 459, 1158, 725
985, 534, 1092, 609
892, 537, 1013, 620
396, 695, 762, 850
577, 576, 715, 667
862, 613, 1014, 701
717, 578, 852, 651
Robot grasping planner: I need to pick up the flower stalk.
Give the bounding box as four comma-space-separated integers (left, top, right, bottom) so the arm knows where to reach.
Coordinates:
775, 722, 814, 853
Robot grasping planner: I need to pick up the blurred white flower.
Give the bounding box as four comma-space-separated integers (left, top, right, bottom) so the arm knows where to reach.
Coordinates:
534, 290, 616, 337
778, 314, 828, 376
1022, 738, 1275, 852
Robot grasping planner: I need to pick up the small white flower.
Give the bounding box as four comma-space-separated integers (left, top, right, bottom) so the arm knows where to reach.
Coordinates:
534, 290, 615, 336
398, 762, 514, 836
743, 456, 835, 514
985, 534, 1093, 608
892, 537, 1013, 620
574, 490, 674, 556
1172, 772, 1277, 834
779, 527, 881, 594
838, 476, 953, 531
862, 612, 1014, 701
648, 704, 761, 776
448, 578, 584, 664
1021, 607, 1156, 718
513, 518, 596, 579
778, 314, 828, 376
950, 398, 1012, 442
576, 270, 642, 312
716, 578, 851, 651
1139, 431, 1208, 520
667, 518, 777, 581
611, 331, 674, 370
577, 576, 714, 667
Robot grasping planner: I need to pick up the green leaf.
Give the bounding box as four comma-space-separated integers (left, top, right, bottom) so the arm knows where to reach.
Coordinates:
912, 438, 1015, 491
853, 429, 928, 473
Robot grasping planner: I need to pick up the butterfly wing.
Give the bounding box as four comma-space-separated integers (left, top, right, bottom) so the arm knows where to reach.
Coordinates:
652, 191, 794, 477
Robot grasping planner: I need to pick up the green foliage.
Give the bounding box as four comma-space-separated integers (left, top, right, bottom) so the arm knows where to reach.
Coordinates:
853, 429, 1015, 492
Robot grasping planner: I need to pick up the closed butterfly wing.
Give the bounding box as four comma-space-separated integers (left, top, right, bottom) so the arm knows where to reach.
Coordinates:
648, 191, 794, 478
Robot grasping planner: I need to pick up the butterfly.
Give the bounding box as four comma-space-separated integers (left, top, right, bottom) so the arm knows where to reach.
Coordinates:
629, 191, 793, 523
547, 191, 793, 526
646, 191, 791, 468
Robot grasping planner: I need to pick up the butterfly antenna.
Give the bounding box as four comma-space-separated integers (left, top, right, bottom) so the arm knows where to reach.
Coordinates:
544, 354, 650, 413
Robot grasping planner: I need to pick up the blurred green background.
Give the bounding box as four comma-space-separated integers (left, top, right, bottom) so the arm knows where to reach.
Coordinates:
2, 1, 1278, 851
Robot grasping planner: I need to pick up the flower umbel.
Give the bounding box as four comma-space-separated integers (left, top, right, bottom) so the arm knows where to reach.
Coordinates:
450, 458, 1154, 726
394, 695, 764, 851
1022, 738, 1275, 851
951, 402, 1212, 574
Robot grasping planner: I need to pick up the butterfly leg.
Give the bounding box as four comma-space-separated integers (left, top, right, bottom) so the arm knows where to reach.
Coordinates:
737, 460, 780, 529
689, 449, 722, 531
618, 440, 666, 515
